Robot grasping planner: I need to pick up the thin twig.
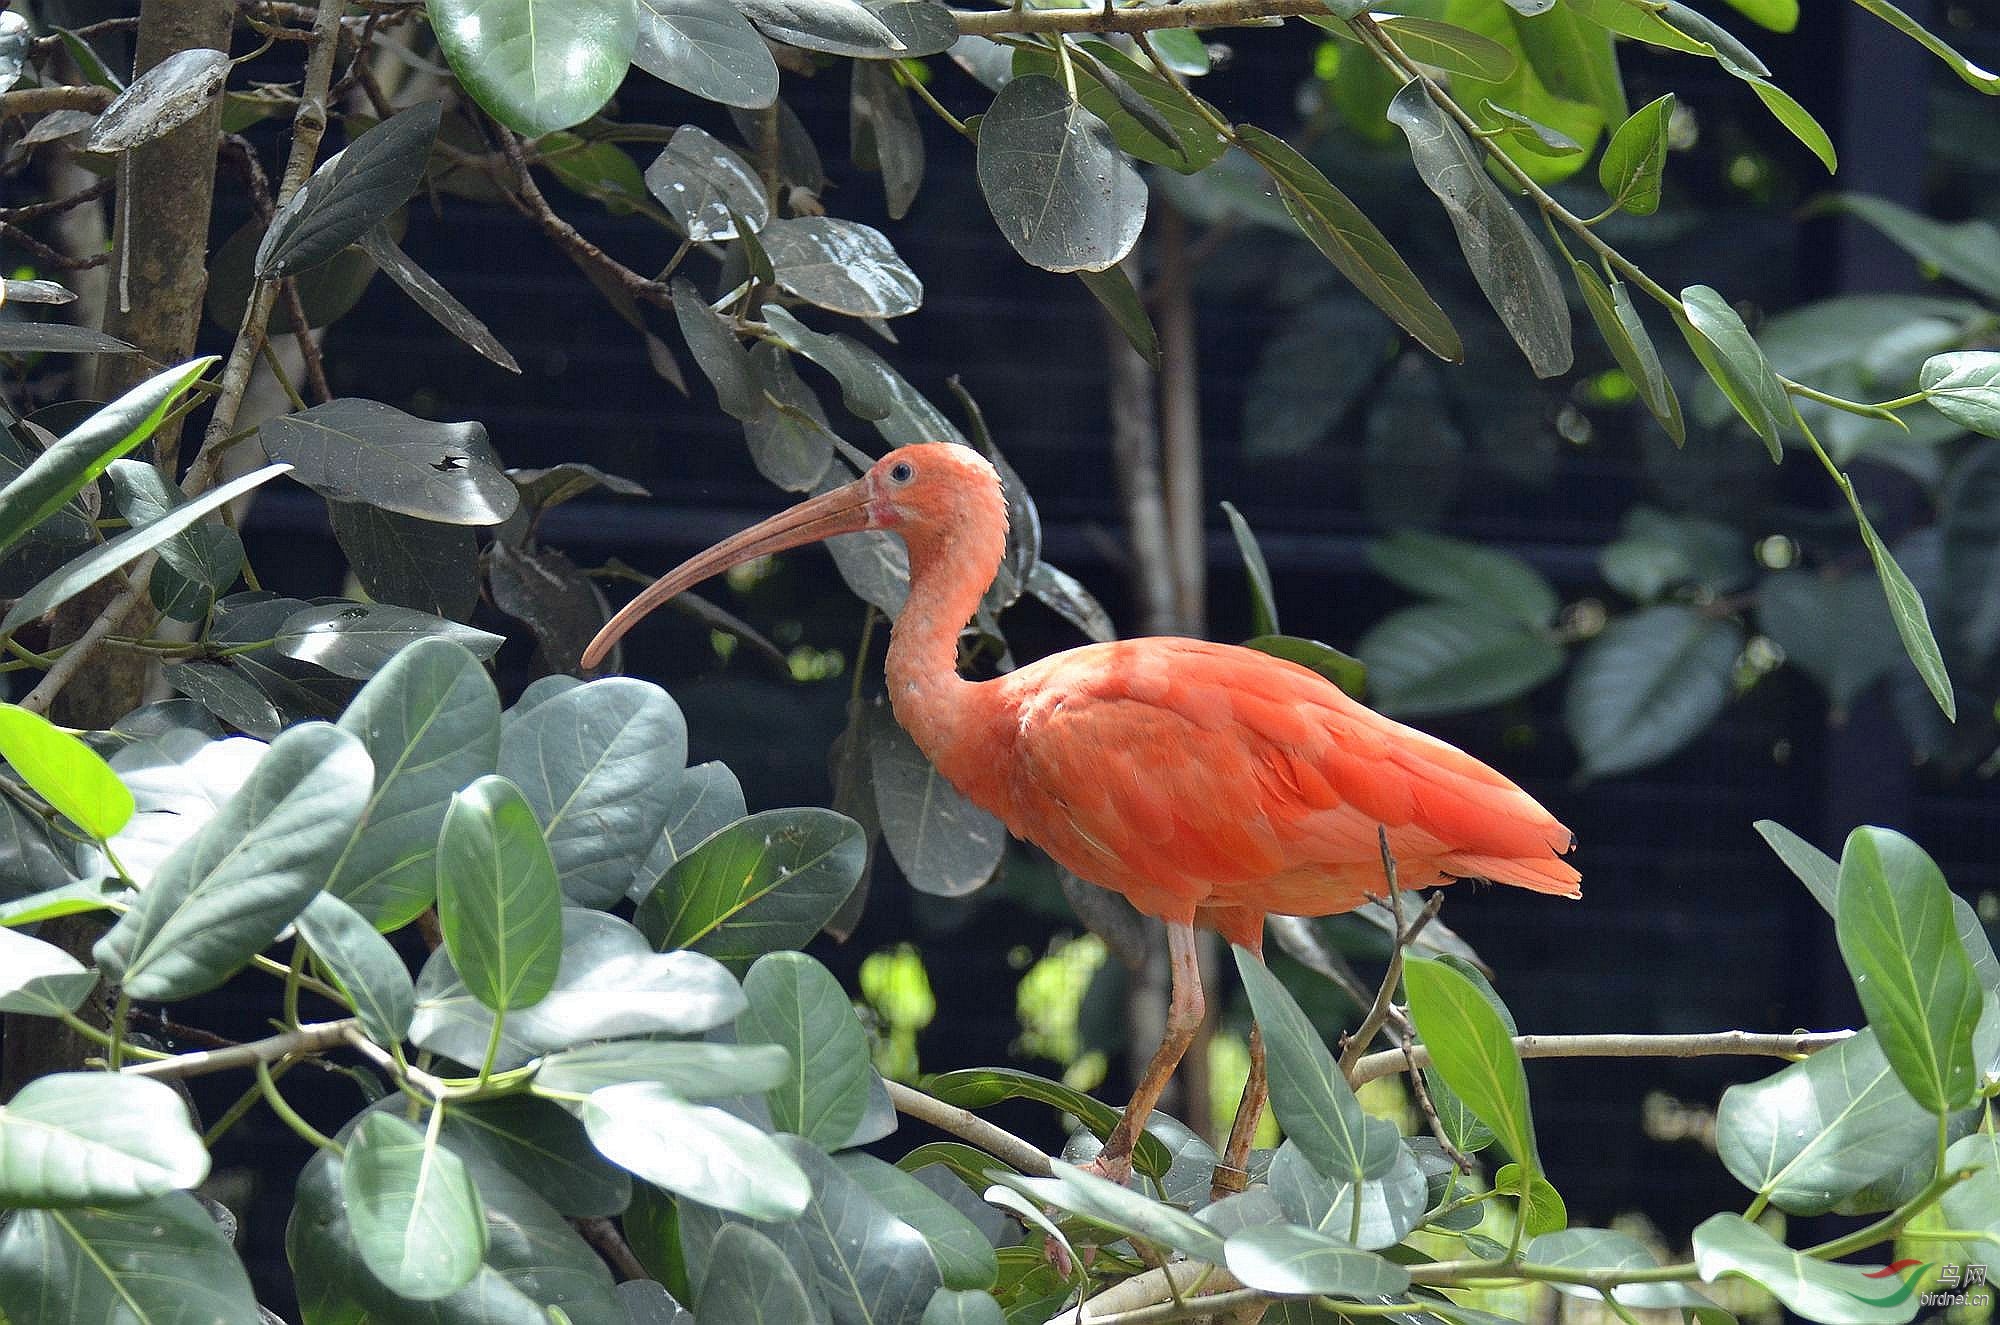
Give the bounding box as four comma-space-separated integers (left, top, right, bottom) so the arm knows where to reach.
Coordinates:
577, 1217, 653, 1283
18, 567, 154, 714
1349, 1028, 1856, 1087
122, 1020, 356, 1080
0, 179, 113, 222
0, 222, 110, 271
885, 1080, 1055, 1177
495, 126, 674, 311
1338, 831, 1433, 1077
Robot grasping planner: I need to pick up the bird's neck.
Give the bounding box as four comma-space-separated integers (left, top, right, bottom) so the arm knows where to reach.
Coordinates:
884, 518, 1004, 760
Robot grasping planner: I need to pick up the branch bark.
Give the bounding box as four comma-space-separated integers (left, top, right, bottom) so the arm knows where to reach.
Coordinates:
884, 1080, 1055, 1177
951, 0, 1329, 36
1349, 1028, 1857, 1087
122, 1020, 356, 1080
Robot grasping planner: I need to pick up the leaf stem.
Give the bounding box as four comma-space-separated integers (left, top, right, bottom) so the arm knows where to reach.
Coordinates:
256, 1057, 341, 1154
894, 61, 972, 138
108, 990, 131, 1070
475, 1008, 507, 1089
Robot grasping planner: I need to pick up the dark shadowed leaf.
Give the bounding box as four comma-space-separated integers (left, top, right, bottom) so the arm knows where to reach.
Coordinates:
1386, 80, 1571, 377
1027, 562, 1116, 642
345, 1111, 486, 1300
441, 1095, 633, 1218
1819, 194, 2000, 302
0, 1074, 207, 1206
763, 217, 923, 318
867, 703, 1005, 897
698, 1223, 817, 1325
780, 1136, 943, 1325
1357, 605, 1564, 716
256, 398, 519, 525
637, 808, 865, 963
413, 909, 743, 1069
94, 722, 372, 1000
1221, 500, 1279, 636
487, 542, 609, 676
1367, 530, 1558, 625
1078, 265, 1160, 370
977, 75, 1146, 274
433, 0, 638, 135
84, 48, 228, 153
741, 950, 873, 1146
635, 0, 780, 109
1757, 569, 1903, 710
674, 279, 759, 419
437, 774, 565, 1013
360, 225, 520, 372
585, 1085, 810, 1220
646, 126, 769, 241
734, 0, 905, 56
1675, 286, 1790, 456
1011, 43, 1229, 174
852, 61, 924, 218
0, 323, 136, 354
0, 1193, 258, 1325
499, 677, 690, 908
1564, 604, 1741, 778
742, 344, 838, 493
330, 501, 481, 622
1568, 260, 1684, 443
257, 102, 443, 278
275, 601, 503, 680
1235, 129, 1460, 362
329, 638, 502, 931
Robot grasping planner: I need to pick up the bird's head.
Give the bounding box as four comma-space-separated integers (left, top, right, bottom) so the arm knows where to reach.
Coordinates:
580, 442, 1003, 669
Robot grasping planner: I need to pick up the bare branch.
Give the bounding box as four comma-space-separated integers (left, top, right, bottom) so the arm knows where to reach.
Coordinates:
1349, 1029, 1857, 1087
952, 0, 1330, 37
884, 1079, 1055, 1177
0, 87, 116, 119
496, 127, 675, 311
122, 1020, 356, 1080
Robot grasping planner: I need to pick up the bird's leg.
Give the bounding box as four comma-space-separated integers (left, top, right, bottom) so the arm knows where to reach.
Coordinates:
1083, 920, 1205, 1188
1210, 1020, 1267, 1201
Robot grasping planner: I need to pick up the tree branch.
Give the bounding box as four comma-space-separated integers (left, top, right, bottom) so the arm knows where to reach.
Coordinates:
1349, 1028, 1856, 1087
0, 86, 116, 119
122, 1020, 355, 1080
951, 0, 1328, 37
1042, 1263, 1247, 1325
884, 1080, 1055, 1177
496, 127, 675, 311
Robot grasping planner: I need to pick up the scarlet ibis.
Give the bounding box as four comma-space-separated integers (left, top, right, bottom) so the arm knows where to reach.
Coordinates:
582, 443, 1579, 1189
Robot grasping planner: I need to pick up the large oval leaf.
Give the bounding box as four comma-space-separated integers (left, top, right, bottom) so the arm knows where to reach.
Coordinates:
762, 217, 923, 318
698, 1223, 819, 1325
1367, 530, 1559, 625
1222, 1224, 1411, 1298
0, 1074, 208, 1206
644, 125, 769, 241
741, 951, 874, 1149
255, 398, 519, 525
534, 1039, 790, 1101
637, 807, 864, 963
634, 0, 779, 108
498, 677, 690, 908
629, 760, 749, 902
778, 1135, 943, 1325
1357, 604, 1565, 716
345, 1111, 487, 1300
296, 891, 417, 1048
1404, 957, 1539, 1174
256, 102, 443, 278
437, 774, 568, 1014
95, 722, 373, 1000
1563, 604, 1740, 779
0, 703, 132, 840
584, 1084, 810, 1220
0, 927, 97, 1017
976, 74, 1146, 274
0, 1193, 259, 1325
432, 0, 640, 136
441, 1095, 634, 1219
276, 601, 503, 680
867, 703, 1005, 898
838, 1153, 999, 1291
1691, 1213, 1917, 1325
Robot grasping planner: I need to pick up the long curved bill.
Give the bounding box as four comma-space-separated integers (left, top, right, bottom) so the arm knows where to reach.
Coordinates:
582, 479, 875, 670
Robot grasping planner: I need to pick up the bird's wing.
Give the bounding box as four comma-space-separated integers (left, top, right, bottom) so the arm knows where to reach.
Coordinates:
999, 639, 1577, 913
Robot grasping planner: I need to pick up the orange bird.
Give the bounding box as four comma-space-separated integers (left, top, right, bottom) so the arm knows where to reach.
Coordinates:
583, 443, 1579, 1188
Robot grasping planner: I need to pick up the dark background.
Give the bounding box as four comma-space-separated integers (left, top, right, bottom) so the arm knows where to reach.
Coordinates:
69, 0, 2000, 1302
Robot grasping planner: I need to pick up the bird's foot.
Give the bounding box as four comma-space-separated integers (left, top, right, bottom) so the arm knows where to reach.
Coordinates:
1208, 1161, 1251, 1203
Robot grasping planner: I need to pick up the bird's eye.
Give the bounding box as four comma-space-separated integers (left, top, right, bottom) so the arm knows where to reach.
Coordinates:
889, 461, 915, 484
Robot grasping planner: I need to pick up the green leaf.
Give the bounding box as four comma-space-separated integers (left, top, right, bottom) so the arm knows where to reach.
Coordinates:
1675, 286, 1790, 457
359, 225, 521, 374
1835, 826, 1982, 1111
81, 47, 228, 153
637, 807, 865, 963
762, 217, 923, 319
867, 703, 1005, 898
95, 722, 373, 1000
924, 1068, 1175, 1180
1854, 505, 1955, 719
1818, 194, 2000, 302
1564, 604, 1741, 779
0, 704, 132, 840
413, 909, 743, 1069
1716, 1027, 1934, 1214
330, 501, 481, 623
733, 0, 905, 56
741, 950, 874, 1148
1941, 1130, 2000, 1237
276, 601, 503, 680
1404, 957, 1539, 1173
441, 1095, 633, 1218
104, 460, 245, 623
634, 0, 779, 108
1752, 819, 1838, 911
431, 0, 640, 135
1233, 948, 1402, 1184
0, 464, 288, 640
977, 75, 1146, 274
1747, 78, 1835, 171
535, 1040, 790, 1100
438, 775, 566, 1014
1235, 129, 1461, 362
1242, 636, 1367, 697
1219, 500, 1280, 636
1528, 1227, 1724, 1310
1357, 604, 1565, 717
839, 1153, 1000, 1290
1494, 1161, 1566, 1234
296, 891, 416, 1048
499, 677, 692, 909
1757, 569, 1904, 711
1514, 2, 1626, 128
329, 638, 502, 931
256, 102, 443, 278
1598, 92, 1673, 214
1386, 80, 1571, 377
644, 125, 770, 241
673, 279, 759, 420
852, 60, 924, 218
1011, 43, 1229, 175
584, 1084, 810, 1220
1920, 351, 2000, 437
1845, 0, 2000, 94
1597, 507, 1748, 600
1567, 259, 1684, 444
0, 926, 97, 1017
778, 1134, 944, 1323
0, 1073, 209, 1205
1265, 1138, 1426, 1250
1003, 1160, 1227, 1264
1222, 1224, 1412, 1298
255, 398, 519, 525
1367, 530, 1558, 626
629, 761, 749, 902
0, 1193, 259, 1325
923, 1288, 1005, 1325
1078, 266, 1161, 371
697, 1223, 819, 1325
345, 1111, 487, 1300
1377, 16, 1517, 79
1691, 1213, 1918, 1324
0, 357, 215, 558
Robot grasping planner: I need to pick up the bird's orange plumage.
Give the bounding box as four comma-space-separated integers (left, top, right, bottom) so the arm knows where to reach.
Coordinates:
583, 440, 1579, 1188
